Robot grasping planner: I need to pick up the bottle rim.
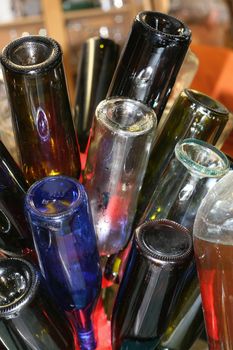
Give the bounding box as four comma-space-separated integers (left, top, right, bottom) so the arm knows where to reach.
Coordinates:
25, 175, 86, 220
184, 89, 229, 117
136, 11, 191, 42
0, 35, 62, 75
96, 97, 157, 136
0, 257, 39, 318
175, 138, 230, 178
135, 219, 193, 265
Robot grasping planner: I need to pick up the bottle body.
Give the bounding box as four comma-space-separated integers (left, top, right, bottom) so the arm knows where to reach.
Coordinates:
83, 98, 156, 256
107, 11, 191, 121
136, 89, 229, 220
1, 35, 81, 185
111, 220, 193, 350
74, 36, 120, 153
0, 258, 76, 350
25, 176, 101, 349
193, 171, 233, 350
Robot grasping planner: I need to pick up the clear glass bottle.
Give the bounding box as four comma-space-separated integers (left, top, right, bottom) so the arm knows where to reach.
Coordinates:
107, 11, 191, 121
136, 89, 229, 221
141, 138, 229, 230
193, 170, 233, 350
83, 97, 156, 256
0, 35, 81, 185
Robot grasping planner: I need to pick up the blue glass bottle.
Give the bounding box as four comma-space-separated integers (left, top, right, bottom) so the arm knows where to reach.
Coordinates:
25, 175, 102, 350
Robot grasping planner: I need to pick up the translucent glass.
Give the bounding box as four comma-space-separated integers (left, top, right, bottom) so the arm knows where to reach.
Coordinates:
141, 138, 229, 231
193, 171, 233, 350
83, 97, 156, 256
136, 89, 229, 221
25, 176, 101, 350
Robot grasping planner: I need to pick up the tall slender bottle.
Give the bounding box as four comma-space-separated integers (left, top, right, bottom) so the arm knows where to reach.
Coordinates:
111, 219, 193, 350
0, 35, 81, 185
141, 138, 230, 230
107, 11, 191, 122
0, 140, 34, 258
136, 89, 229, 220
73, 36, 120, 153
0, 257, 76, 349
193, 171, 233, 350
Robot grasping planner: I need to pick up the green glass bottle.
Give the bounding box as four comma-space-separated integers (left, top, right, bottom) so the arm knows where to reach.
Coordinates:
0, 35, 81, 185
136, 89, 229, 221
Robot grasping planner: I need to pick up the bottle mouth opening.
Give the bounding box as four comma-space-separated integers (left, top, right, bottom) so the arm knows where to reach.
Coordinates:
25, 175, 83, 218
138, 11, 191, 39
175, 138, 230, 178
184, 89, 229, 116
1, 35, 62, 74
0, 258, 39, 318
96, 98, 156, 135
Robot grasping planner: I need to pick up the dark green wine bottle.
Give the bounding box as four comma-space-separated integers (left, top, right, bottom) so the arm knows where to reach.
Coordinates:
136, 89, 229, 221
73, 36, 119, 153
0, 35, 81, 185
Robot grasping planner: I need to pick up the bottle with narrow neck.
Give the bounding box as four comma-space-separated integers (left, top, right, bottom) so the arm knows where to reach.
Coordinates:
73, 36, 120, 153
0, 35, 81, 185
107, 11, 191, 122
111, 219, 193, 350
0, 140, 34, 258
136, 90, 229, 222
0, 257, 76, 349
141, 138, 229, 230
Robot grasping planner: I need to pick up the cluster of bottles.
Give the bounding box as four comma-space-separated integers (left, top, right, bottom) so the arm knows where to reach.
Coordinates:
0, 9, 232, 350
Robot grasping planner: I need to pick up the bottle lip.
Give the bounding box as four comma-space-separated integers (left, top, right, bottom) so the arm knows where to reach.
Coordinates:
25, 175, 86, 220
136, 11, 191, 42
175, 138, 230, 178
0, 35, 62, 75
96, 97, 157, 136
135, 219, 193, 265
184, 89, 229, 117
0, 258, 39, 318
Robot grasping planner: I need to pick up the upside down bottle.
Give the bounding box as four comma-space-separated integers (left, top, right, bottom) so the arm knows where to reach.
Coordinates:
0, 35, 81, 185
193, 170, 233, 350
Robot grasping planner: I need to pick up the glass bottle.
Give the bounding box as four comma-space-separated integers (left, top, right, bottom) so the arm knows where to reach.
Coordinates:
155, 260, 204, 350
0, 140, 34, 258
0, 257, 76, 349
0, 35, 81, 185
107, 11, 191, 122
73, 36, 120, 153
25, 175, 102, 350
111, 219, 193, 350
141, 138, 229, 230
193, 170, 233, 350
136, 89, 230, 220
83, 97, 156, 256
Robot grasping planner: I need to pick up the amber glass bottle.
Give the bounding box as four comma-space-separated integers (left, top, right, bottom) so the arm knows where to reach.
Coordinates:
0, 35, 81, 185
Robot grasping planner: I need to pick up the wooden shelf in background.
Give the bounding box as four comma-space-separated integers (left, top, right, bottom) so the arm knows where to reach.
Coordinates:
63, 5, 131, 20
0, 15, 43, 29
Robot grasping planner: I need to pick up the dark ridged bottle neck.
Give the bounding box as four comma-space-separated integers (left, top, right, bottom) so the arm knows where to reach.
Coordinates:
135, 219, 193, 265
184, 89, 229, 117
1, 35, 62, 75
0, 258, 39, 319
135, 11, 191, 43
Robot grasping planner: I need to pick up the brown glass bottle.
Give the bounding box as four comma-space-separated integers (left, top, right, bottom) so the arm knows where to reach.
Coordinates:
107, 11, 191, 121
0, 35, 81, 185
0, 257, 76, 349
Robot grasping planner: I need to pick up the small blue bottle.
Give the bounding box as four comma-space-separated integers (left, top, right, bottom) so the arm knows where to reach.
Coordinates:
25, 175, 102, 350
